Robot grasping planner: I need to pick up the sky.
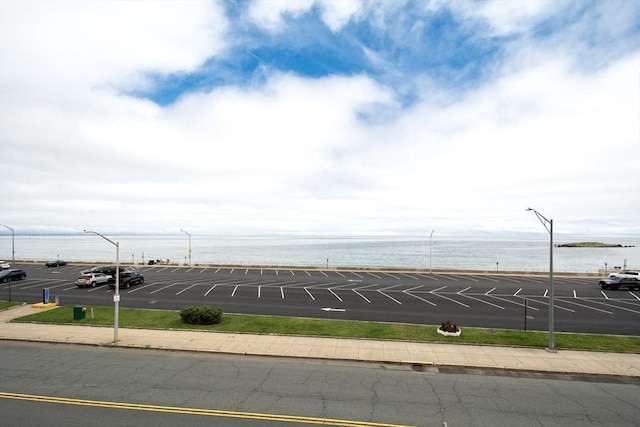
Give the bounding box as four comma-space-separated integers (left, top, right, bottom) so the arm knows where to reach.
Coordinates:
0, 0, 639, 238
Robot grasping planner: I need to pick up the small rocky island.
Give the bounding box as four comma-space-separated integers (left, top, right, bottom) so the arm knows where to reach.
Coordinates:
556, 242, 635, 248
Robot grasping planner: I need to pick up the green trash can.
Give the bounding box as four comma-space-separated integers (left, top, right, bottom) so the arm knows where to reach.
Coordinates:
73, 305, 85, 320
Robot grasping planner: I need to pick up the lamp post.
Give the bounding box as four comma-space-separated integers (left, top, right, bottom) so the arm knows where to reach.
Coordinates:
84, 229, 120, 343
1, 224, 14, 265
526, 207, 555, 352
180, 229, 191, 266
429, 230, 434, 273
1, 224, 14, 302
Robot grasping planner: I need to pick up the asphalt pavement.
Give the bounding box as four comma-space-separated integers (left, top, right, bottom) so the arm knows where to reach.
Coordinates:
1, 304, 638, 379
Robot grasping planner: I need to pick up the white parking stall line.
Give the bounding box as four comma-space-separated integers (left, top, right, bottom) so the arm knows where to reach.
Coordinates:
176, 284, 197, 295
403, 291, 437, 306
600, 291, 609, 299
379, 284, 400, 292
382, 272, 401, 280
378, 290, 402, 304
274, 270, 279, 276
334, 271, 345, 278
199, 268, 207, 273
127, 283, 155, 293
16, 280, 67, 290
367, 272, 382, 279
487, 295, 539, 311
559, 298, 613, 315
231, 285, 239, 296
517, 277, 546, 284
477, 276, 500, 283
305, 271, 312, 276
485, 287, 496, 295
290, 270, 295, 276
576, 298, 640, 315
280, 287, 285, 299
573, 290, 577, 298
456, 287, 503, 309
543, 289, 548, 297
170, 268, 181, 273
429, 286, 448, 293
436, 275, 458, 282
454, 275, 478, 282
304, 282, 336, 290
513, 288, 522, 296
430, 293, 470, 308
328, 288, 343, 302
630, 292, 640, 301
495, 276, 522, 283
318, 271, 328, 277
352, 289, 371, 303
229, 269, 235, 274
245, 269, 249, 274
416, 274, 439, 280
258, 286, 261, 298
304, 287, 315, 301
204, 285, 217, 296
350, 272, 363, 279
150, 283, 177, 294
215, 268, 222, 273
404, 285, 424, 293
156, 267, 169, 272
185, 268, 194, 273
530, 297, 575, 312
400, 273, 420, 280
457, 293, 505, 310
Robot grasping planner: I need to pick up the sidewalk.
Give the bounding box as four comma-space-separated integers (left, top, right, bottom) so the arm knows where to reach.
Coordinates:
1, 305, 638, 378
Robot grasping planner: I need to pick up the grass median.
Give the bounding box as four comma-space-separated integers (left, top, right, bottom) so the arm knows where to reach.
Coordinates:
7, 303, 640, 353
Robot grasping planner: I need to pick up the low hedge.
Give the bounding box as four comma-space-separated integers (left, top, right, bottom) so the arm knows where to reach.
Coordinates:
180, 305, 223, 325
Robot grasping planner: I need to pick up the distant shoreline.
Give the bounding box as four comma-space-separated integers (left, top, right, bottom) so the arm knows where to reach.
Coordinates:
556, 242, 635, 248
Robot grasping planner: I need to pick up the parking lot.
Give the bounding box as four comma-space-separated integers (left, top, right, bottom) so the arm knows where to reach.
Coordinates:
2, 263, 639, 335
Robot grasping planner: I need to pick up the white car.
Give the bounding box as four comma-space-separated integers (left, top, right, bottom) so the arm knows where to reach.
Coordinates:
0, 261, 10, 270
75, 273, 112, 288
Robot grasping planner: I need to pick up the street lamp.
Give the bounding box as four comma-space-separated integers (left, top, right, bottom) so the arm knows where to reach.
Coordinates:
1, 224, 14, 302
84, 229, 120, 343
429, 230, 435, 273
180, 229, 191, 266
1, 224, 14, 265
526, 207, 555, 352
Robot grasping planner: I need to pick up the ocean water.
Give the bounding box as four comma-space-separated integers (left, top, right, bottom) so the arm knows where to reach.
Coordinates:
0, 234, 638, 273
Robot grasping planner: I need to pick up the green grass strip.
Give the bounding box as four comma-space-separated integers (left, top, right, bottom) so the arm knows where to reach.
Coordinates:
8, 304, 640, 353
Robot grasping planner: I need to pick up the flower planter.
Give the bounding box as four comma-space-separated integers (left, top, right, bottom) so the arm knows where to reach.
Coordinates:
437, 327, 461, 337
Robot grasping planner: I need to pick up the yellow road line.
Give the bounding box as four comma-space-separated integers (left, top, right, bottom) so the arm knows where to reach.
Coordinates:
0, 392, 414, 427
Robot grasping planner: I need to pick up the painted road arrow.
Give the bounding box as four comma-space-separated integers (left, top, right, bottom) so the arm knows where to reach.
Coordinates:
321, 307, 346, 312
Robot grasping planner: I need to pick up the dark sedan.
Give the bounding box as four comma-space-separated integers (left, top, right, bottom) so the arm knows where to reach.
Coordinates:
45, 260, 67, 267
0, 269, 27, 283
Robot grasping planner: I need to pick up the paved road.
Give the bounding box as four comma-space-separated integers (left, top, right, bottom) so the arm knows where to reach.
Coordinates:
2, 263, 639, 335
1, 341, 638, 426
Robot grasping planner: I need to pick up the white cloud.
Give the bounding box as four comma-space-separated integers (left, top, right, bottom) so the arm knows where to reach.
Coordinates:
0, 1, 638, 237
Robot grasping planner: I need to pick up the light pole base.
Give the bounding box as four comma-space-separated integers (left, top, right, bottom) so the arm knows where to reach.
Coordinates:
545, 347, 557, 353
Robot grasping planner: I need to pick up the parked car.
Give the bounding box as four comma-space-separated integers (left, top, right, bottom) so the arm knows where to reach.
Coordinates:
46, 260, 67, 267
76, 272, 112, 288
81, 266, 113, 275
0, 268, 26, 283
599, 272, 640, 290
109, 269, 144, 289
0, 261, 10, 270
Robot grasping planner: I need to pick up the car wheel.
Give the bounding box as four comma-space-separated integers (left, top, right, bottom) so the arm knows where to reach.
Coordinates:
140, 278, 144, 284
125, 282, 130, 288
19, 275, 26, 280
1, 278, 6, 283
92, 282, 96, 287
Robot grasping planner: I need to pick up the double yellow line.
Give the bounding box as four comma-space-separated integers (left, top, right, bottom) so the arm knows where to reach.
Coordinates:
0, 392, 413, 427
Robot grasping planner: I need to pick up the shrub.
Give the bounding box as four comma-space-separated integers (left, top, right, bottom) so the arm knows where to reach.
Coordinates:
180, 305, 223, 325
439, 320, 459, 333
